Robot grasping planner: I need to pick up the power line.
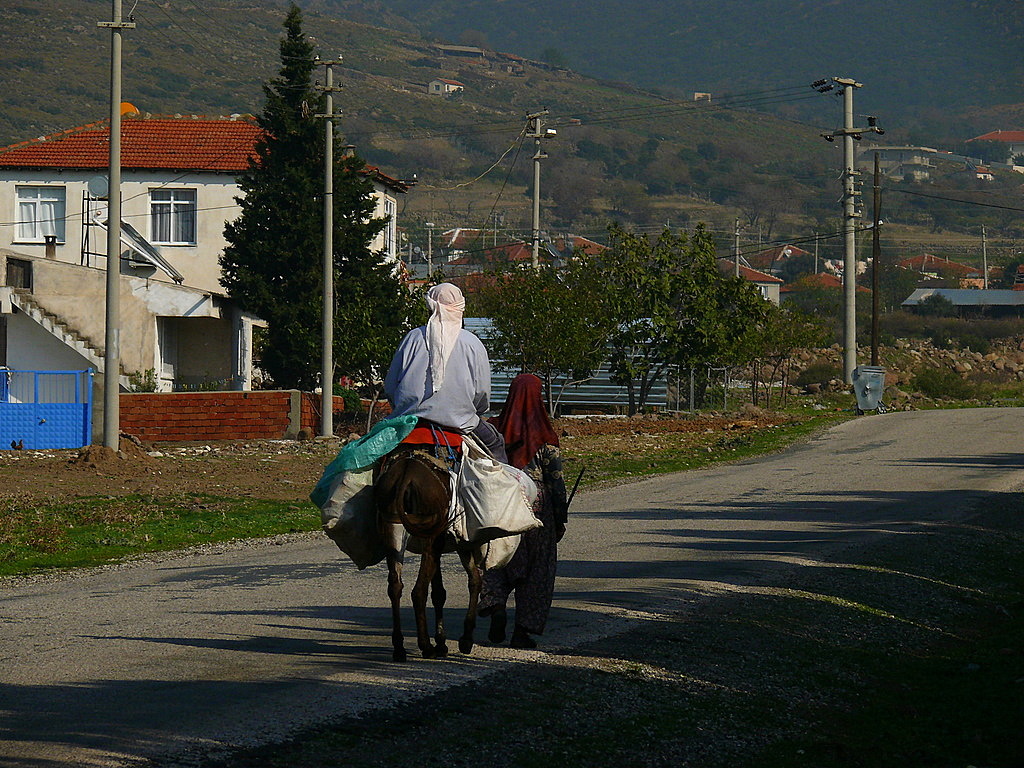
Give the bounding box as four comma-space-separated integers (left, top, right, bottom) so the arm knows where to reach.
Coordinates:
891, 187, 1024, 213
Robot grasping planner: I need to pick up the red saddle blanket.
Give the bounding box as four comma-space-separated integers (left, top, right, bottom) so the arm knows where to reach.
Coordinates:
400, 425, 464, 449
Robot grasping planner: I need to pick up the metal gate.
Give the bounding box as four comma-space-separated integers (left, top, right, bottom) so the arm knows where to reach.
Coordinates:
0, 370, 94, 450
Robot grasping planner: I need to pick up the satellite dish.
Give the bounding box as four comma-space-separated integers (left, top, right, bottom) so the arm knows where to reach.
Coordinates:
87, 175, 109, 199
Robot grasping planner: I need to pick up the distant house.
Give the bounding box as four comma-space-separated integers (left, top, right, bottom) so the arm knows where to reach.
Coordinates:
968, 130, 1024, 164
972, 165, 995, 181
857, 145, 937, 181
898, 253, 996, 287
745, 243, 813, 274
495, 52, 526, 75
0, 110, 408, 422
428, 78, 466, 96
903, 288, 1024, 318
717, 259, 782, 305
780, 271, 871, 300
436, 45, 485, 59
551, 234, 607, 259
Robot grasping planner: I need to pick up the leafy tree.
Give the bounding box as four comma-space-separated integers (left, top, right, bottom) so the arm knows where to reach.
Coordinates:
472, 259, 610, 414
748, 306, 828, 408
916, 293, 958, 317
594, 224, 768, 414
221, 4, 420, 393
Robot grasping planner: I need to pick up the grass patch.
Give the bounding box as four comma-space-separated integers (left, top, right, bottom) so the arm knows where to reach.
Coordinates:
0, 494, 317, 576
561, 410, 849, 488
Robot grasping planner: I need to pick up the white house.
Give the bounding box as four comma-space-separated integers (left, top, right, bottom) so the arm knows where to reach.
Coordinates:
0, 109, 408, 424
858, 145, 938, 182
428, 78, 465, 96
969, 130, 1024, 164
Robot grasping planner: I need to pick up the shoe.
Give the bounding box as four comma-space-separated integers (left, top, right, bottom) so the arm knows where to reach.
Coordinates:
488, 607, 507, 643
510, 626, 537, 649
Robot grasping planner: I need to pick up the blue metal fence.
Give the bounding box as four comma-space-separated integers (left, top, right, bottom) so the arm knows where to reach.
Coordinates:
464, 318, 670, 413
0, 370, 94, 449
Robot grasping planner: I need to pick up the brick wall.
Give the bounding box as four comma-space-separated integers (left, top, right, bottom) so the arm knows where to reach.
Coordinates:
120, 391, 347, 443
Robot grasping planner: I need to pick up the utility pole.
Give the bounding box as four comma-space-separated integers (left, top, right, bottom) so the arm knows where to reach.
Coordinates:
814, 77, 884, 383
426, 221, 434, 278
814, 232, 819, 274
526, 110, 553, 269
98, 0, 134, 450
871, 153, 882, 366
733, 218, 741, 277
315, 58, 342, 439
982, 225, 989, 289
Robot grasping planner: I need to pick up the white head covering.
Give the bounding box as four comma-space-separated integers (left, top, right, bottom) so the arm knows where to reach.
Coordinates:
425, 283, 465, 394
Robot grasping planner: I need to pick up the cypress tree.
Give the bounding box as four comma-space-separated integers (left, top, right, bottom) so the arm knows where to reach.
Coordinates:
221, 3, 419, 392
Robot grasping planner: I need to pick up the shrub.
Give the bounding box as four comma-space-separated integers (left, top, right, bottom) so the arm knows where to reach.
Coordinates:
793, 362, 842, 388
333, 386, 362, 413
912, 367, 974, 400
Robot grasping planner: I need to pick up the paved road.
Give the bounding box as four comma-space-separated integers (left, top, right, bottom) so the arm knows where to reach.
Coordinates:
3, 408, 1024, 767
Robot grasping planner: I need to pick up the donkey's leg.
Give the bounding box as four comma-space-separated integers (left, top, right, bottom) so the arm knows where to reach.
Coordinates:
386, 553, 406, 662
430, 541, 448, 658
411, 540, 439, 658
457, 546, 483, 655
383, 523, 407, 662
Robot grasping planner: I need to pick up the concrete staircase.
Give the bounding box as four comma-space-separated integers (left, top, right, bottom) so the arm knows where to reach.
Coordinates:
9, 289, 131, 389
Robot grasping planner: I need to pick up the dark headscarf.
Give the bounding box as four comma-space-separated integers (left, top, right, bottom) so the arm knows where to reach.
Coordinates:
493, 374, 560, 469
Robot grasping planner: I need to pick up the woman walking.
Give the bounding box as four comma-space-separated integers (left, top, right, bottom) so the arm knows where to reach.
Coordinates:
478, 374, 568, 649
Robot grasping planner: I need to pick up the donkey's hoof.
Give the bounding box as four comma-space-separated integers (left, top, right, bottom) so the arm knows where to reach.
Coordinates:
459, 637, 474, 655
392, 647, 408, 663
433, 643, 449, 658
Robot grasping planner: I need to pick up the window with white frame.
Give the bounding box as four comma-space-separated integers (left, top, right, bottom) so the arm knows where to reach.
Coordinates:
383, 197, 397, 258
16, 186, 66, 243
150, 188, 197, 245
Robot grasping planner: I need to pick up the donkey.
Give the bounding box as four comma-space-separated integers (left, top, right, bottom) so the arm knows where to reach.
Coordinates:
374, 445, 483, 662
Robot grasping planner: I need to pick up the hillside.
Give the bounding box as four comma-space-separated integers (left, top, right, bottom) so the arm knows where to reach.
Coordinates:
1, 0, 1021, 269
325, 0, 1024, 141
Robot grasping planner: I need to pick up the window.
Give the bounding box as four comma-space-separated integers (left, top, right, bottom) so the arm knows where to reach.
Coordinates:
5, 258, 33, 291
150, 189, 197, 245
383, 197, 397, 258
16, 186, 66, 243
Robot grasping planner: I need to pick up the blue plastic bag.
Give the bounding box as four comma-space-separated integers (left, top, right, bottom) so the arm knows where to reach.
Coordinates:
310, 414, 418, 508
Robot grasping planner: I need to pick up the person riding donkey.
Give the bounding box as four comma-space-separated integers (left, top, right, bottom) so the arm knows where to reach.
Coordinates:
384, 282, 507, 462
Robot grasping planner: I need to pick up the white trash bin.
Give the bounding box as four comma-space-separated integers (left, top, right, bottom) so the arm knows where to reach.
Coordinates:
852, 365, 887, 414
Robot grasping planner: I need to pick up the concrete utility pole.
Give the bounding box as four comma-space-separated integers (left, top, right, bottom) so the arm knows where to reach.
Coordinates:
315, 58, 342, 438
98, 0, 134, 450
426, 222, 434, 278
982, 225, 989, 289
814, 77, 883, 383
733, 218, 741, 277
526, 110, 553, 270
871, 153, 882, 366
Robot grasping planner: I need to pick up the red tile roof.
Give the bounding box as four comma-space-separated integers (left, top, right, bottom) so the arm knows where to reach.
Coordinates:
0, 114, 262, 172
745, 243, 812, 270
553, 234, 607, 255
781, 272, 871, 293
898, 253, 976, 276
970, 130, 1024, 143
717, 259, 783, 283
